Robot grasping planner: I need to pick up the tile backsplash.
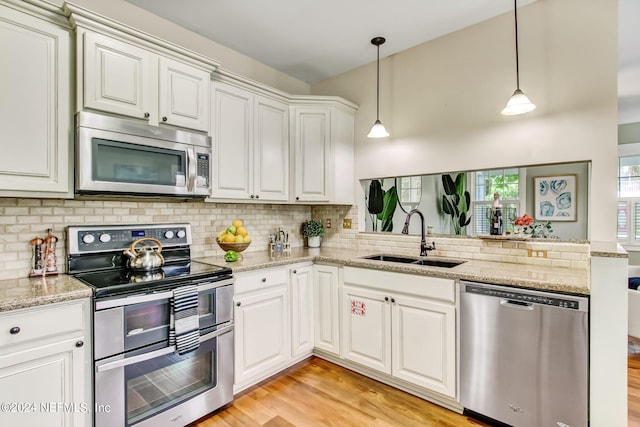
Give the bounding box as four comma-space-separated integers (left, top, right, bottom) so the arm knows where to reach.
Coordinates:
0, 198, 590, 281
0, 198, 313, 280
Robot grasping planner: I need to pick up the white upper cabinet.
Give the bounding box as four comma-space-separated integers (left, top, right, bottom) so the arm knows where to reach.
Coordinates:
67, 3, 217, 132
0, 0, 72, 197
210, 79, 289, 201
290, 99, 356, 204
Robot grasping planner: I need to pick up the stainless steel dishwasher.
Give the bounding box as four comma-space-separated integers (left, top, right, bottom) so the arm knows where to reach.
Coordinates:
459, 280, 589, 427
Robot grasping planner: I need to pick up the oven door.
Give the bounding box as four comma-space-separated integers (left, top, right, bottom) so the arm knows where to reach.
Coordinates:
196, 278, 234, 331
94, 326, 233, 427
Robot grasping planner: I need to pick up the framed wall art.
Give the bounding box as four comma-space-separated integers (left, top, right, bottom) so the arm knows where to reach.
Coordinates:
533, 174, 577, 221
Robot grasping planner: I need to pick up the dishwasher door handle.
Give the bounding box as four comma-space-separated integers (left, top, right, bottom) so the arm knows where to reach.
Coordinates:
500, 298, 535, 310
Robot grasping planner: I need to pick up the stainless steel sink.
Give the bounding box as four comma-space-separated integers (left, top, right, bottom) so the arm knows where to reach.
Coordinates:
363, 254, 466, 268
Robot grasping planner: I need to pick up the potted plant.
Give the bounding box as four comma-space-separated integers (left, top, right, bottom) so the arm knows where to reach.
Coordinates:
302, 220, 325, 248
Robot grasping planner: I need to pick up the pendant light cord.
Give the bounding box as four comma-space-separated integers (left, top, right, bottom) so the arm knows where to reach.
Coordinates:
514, 0, 520, 90
376, 43, 381, 121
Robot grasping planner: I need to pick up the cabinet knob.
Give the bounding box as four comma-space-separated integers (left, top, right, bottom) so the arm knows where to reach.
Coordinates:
250, 195, 255, 199
162, 116, 168, 122
384, 297, 389, 302
292, 270, 297, 274
391, 298, 396, 303
296, 197, 300, 201
261, 278, 267, 283
144, 112, 150, 118
236, 302, 241, 307
9, 326, 20, 335
255, 195, 260, 199
75, 341, 84, 348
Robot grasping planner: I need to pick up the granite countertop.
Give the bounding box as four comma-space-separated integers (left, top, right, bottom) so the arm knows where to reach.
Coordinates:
195, 246, 591, 295
0, 274, 92, 313
0, 243, 595, 313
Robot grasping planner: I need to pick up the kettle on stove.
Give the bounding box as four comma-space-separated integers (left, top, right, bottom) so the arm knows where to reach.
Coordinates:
123, 238, 165, 272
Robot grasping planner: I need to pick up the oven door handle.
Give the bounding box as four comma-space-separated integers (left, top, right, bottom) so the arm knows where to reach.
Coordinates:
96, 325, 234, 373
95, 290, 175, 310
96, 345, 177, 372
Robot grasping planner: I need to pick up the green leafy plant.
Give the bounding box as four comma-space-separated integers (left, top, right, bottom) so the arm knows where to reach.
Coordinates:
302, 220, 325, 237
377, 185, 398, 232
441, 173, 471, 235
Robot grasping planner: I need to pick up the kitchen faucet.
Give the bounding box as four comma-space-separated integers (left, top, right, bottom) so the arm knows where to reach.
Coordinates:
401, 209, 435, 256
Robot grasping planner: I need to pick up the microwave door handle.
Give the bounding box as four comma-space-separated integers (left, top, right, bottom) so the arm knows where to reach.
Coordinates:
186, 147, 196, 192
96, 345, 177, 372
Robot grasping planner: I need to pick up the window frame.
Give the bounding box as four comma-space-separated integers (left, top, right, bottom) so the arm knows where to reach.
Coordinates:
617, 142, 640, 247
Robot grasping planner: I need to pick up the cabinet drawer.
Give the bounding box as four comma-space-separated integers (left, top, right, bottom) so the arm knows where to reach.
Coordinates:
0, 302, 84, 347
235, 268, 288, 294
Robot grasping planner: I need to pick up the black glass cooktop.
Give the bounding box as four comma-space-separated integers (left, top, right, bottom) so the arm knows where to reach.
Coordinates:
73, 260, 231, 298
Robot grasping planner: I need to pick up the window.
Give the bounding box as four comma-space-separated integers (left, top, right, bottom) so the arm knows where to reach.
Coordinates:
470, 168, 522, 235
397, 176, 422, 211
617, 150, 640, 244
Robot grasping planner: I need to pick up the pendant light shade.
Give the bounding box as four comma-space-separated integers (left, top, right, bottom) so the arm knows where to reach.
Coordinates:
501, 0, 536, 116
368, 36, 389, 138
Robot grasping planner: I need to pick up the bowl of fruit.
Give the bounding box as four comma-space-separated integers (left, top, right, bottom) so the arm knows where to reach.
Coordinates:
217, 219, 252, 253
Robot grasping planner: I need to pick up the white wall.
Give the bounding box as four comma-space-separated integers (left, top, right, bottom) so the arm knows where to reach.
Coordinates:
312, 0, 618, 242
53, 0, 310, 95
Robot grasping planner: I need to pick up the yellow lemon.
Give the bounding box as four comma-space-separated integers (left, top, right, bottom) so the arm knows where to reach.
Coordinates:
236, 226, 248, 237
223, 233, 236, 243
243, 235, 251, 243
232, 219, 244, 228
235, 235, 244, 243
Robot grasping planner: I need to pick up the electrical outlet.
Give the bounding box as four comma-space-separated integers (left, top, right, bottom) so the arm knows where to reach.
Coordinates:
326, 219, 331, 229
527, 249, 547, 258
343, 219, 352, 229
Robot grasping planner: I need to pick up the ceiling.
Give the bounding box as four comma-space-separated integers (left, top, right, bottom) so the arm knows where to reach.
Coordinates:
128, 0, 638, 124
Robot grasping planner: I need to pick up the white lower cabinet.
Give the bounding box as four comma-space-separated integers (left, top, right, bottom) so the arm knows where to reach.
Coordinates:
234, 268, 290, 390
290, 264, 314, 357
342, 267, 457, 399
313, 264, 341, 355
0, 299, 91, 427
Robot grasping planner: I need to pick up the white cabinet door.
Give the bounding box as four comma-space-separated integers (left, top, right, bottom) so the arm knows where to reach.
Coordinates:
83, 31, 151, 120
0, 337, 86, 427
254, 95, 289, 201
313, 264, 340, 355
0, 5, 71, 196
210, 84, 253, 199
341, 285, 391, 374
82, 30, 211, 132
159, 57, 209, 131
292, 107, 331, 202
392, 295, 456, 398
290, 265, 314, 357
234, 287, 290, 387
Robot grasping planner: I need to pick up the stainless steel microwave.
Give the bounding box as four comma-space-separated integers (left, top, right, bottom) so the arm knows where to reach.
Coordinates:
75, 111, 211, 198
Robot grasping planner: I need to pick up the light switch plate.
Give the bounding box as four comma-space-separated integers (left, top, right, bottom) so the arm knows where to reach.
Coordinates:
343, 219, 352, 229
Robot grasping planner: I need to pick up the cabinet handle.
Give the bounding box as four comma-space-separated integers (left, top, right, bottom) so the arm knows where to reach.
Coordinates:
261, 278, 267, 283
75, 341, 84, 348
143, 112, 150, 118
162, 116, 168, 122
236, 302, 241, 307
384, 297, 389, 302
9, 326, 20, 335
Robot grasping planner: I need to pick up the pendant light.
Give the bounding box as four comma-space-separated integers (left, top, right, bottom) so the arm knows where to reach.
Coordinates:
367, 36, 390, 138
501, 0, 536, 116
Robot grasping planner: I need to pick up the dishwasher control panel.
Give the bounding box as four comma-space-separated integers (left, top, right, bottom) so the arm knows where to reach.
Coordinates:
464, 283, 584, 310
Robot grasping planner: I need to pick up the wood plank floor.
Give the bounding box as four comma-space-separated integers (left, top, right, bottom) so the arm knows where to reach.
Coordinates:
189, 357, 488, 427
190, 350, 640, 427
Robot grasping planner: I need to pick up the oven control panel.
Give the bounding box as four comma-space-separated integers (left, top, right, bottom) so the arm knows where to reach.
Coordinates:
67, 224, 192, 254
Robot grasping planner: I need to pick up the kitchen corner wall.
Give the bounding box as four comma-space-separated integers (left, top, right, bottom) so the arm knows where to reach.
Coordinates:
0, 198, 312, 281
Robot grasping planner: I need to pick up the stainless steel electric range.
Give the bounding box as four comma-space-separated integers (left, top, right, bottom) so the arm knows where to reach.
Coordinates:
67, 223, 234, 427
